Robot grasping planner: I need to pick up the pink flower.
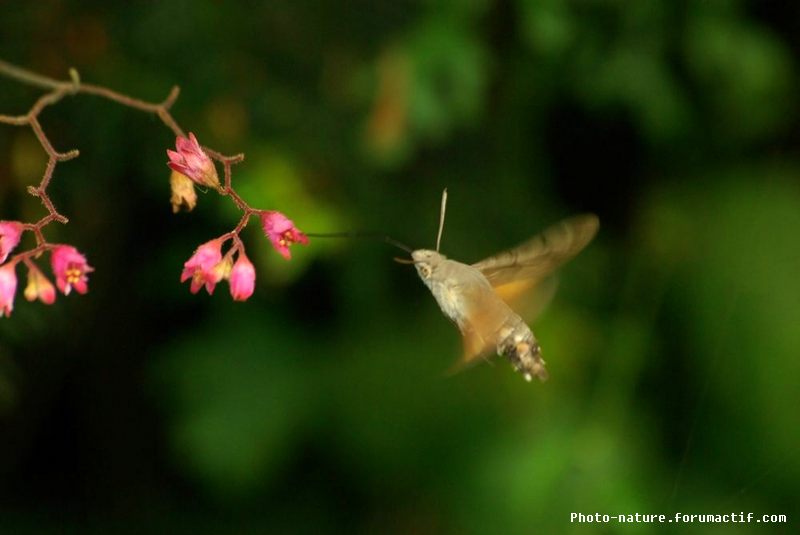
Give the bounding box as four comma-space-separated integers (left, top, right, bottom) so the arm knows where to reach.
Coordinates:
181, 239, 224, 294
24, 263, 56, 305
260, 211, 309, 260
51, 245, 93, 295
229, 252, 256, 301
0, 263, 18, 317
0, 221, 23, 264
167, 133, 220, 189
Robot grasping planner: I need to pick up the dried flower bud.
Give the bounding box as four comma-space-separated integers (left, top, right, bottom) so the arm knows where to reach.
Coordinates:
24, 263, 56, 305
212, 255, 234, 282
169, 170, 198, 213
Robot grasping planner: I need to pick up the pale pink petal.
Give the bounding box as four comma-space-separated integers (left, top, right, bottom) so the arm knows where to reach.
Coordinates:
0, 263, 18, 317
0, 221, 24, 264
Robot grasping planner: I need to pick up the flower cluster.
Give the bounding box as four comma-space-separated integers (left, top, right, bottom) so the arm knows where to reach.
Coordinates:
0, 221, 93, 317
179, 211, 307, 302
180, 239, 252, 300
1, 128, 310, 317
169, 134, 309, 301
1, 57, 312, 318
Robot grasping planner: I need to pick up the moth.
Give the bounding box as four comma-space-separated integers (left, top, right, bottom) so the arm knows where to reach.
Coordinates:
406, 190, 598, 382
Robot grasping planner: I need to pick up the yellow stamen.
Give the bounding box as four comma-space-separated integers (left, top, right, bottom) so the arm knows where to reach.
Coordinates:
66, 267, 82, 284
281, 231, 295, 245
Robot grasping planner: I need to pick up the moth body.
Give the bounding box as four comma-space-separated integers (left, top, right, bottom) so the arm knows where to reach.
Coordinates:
412, 249, 547, 381
407, 189, 597, 383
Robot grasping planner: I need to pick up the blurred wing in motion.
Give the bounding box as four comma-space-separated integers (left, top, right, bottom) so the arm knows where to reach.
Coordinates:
472, 213, 599, 286
492, 275, 560, 323
450, 214, 598, 373
452, 278, 519, 371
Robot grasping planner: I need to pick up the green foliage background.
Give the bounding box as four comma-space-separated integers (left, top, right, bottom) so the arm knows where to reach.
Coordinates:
1, 1, 798, 532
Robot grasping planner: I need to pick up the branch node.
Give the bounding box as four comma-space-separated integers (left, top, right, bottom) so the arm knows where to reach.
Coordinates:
68, 67, 81, 93
163, 86, 180, 109
57, 149, 81, 161
27, 186, 41, 197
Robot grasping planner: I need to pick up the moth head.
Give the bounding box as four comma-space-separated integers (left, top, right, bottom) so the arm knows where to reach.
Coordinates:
397, 189, 449, 282
411, 249, 445, 280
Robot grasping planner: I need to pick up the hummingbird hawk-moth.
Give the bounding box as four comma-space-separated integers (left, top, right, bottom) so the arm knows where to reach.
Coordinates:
407, 190, 598, 382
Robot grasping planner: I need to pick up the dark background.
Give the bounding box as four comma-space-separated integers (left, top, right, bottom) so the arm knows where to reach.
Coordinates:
1, 1, 798, 532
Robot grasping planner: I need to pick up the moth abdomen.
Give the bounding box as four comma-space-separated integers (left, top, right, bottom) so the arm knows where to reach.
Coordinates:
497, 320, 548, 382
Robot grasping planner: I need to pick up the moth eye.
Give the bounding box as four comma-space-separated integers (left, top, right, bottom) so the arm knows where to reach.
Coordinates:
420, 264, 432, 278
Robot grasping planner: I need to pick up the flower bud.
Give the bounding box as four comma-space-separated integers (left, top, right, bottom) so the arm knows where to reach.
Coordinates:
166, 133, 220, 189
229, 252, 256, 301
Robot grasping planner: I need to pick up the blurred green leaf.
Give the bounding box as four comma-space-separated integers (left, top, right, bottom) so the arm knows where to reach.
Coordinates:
153, 312, 316, 498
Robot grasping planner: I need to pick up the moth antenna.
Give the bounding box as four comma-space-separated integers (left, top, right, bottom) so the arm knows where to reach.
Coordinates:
436, 188, 448, 252
304, 231, 413, 253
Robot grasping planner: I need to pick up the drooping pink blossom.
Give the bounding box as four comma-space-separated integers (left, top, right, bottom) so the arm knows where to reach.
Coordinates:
167, 133, 220, 189
0, 221, 23, 264
229, 252, 256, 301
24, 263, 56, 305
51, 245, 93, 295
0, 263, 18, 317
180, 239, 224, 294
260, 211, 309, 260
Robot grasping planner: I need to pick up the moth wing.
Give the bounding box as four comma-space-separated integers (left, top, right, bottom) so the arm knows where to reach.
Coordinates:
472, 213, 599, 286
449, 279, 517, 373
451, 276, 557, 375
492, 275, 559, 323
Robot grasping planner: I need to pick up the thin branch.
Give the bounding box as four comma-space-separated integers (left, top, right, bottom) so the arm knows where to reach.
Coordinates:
0, 58, 259, 274
0, 59, 69, 91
